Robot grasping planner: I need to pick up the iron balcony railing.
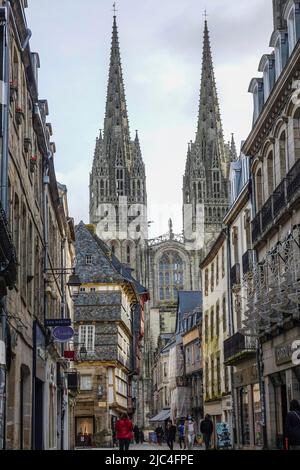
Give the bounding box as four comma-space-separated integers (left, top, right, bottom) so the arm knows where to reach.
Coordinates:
252, 211, 261, 245
230, 263, 241, 286
242, 250, 254, 275
224, 332, 257, 365
287, 158, 300, 202
273, 179, 286, 218
261, 196, 273, 231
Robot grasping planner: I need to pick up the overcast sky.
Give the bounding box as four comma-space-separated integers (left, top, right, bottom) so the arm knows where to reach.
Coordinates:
26, 0, 273, 238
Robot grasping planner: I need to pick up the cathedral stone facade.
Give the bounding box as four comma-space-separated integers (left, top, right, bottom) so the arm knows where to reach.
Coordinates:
89, 14, 234, 426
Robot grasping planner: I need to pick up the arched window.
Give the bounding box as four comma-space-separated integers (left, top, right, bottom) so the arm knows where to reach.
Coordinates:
256, 168, 263, 211
100, 180, 105, 198
212, 171, 220, 198
279, 131, 287, 180
159, 252, 184, 301
116, 168, 124, 196
127, 245, 131, 264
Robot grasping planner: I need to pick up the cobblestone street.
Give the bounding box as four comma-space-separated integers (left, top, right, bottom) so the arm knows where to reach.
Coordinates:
76, 443, 205, 451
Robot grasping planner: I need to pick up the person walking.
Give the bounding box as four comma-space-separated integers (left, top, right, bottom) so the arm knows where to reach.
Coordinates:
285, 399, 300, 450
185, 416, 197, 450
165, 420, 177, 451
133, 424, 140, 444
155, 425, 163, 446
200, 414, 214, 450
115, 413, 133, 451
178, 419, 186, 449
140, 429, 145, 444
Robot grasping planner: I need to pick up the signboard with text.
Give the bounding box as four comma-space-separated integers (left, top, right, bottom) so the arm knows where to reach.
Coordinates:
45, 318, 71, 328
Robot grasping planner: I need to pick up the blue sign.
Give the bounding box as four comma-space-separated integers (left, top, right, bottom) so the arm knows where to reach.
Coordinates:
216, 422, 231, 449
52, 326, 74, 343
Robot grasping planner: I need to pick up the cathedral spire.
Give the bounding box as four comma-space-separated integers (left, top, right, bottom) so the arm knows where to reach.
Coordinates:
196, 20, 223, 145
103, 14, 131, 164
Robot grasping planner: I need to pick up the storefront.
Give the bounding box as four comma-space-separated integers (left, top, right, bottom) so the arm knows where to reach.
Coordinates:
263, 328, 300, 449
75, 416, 95, 446
233, 361, 263, 449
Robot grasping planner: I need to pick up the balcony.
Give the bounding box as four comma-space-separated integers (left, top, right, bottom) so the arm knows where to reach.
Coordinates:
273, 179, 286, 218
252, 211, 261, 244
0, 202, 17, 297
242, 250, 254, 275
224, 332, 256, 366
230, 263, 241, 287
287, 159, 300, 202
261, 196, 273, 232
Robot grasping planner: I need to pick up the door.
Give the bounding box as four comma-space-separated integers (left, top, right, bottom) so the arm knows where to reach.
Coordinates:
34, 379, 44, 450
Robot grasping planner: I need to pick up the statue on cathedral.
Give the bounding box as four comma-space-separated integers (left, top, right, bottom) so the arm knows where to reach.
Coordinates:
168, 218, 174, 239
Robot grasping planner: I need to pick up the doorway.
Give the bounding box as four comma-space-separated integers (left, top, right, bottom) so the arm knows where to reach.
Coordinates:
34, 378, 44, 450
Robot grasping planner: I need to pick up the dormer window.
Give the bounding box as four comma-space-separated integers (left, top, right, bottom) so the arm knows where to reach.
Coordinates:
249, 78, 264, 125
86, 255, 92, 265
275, 37, 282, 79
287, 4, 297, 54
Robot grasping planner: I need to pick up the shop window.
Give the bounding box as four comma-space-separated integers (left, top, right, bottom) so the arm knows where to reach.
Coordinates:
80, 375, 93, 391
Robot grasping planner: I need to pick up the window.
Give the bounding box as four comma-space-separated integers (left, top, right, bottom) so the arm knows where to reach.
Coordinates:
80, 375, 92, 391
205, 314, 208, 343
222, 296, 227, 333
216, 302, 220, 337
211, 262, 214, 292
116, 168, 124, 196
79, 325, 95, 352
90, 288, 96, 292
221, 246, 225, 278
256, 168, 263, 210
158, 252, 184, 301
21, 204, 27, 295
216, 357, 221, 395
266, 151, 274, 197
279, 131, 287, 180
263, 63, 270, 101
127, 245, 131, 264
210, 307, 214, 340
212, 171, 221, 198
288, 5, 297, 55
216, 255, 219, 285
211, 358, 214, 396
275, 38, 282, 79
86, 255, 92, 265
204, 269, 209, 296
80, 287, 86, 292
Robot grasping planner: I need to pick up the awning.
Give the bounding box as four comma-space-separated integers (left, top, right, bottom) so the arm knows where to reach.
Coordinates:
149, 408, 170, 422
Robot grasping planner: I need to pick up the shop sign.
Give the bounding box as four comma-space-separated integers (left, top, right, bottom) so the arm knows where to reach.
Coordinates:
53, 326, 74, 343
45, 318, 71, 327
275, 342, 293, 365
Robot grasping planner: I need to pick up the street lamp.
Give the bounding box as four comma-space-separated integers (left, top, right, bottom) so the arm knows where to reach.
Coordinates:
67, 272, 81, 299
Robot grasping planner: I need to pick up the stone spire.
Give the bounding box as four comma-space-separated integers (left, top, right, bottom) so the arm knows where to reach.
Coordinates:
103, 14, 131, 167
230, 133, 238, 161
196, 20, 224, 163
183, 19, 230, 254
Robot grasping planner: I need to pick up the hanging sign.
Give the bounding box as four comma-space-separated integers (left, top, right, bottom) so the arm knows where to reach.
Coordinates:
45, 318, 71, 327
53, 326, 74, 343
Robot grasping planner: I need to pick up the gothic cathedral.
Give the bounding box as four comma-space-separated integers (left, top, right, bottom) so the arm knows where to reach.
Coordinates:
89, 14, 234, 425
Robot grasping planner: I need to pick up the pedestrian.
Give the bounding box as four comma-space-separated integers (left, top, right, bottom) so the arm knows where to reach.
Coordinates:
115, 413, 134, 451
285, 399, 300, 450
155, 425, 163, 445
200, 414, 214, 450
185, 416, 197, 450
178, 419, 186, 449
133, 424, 140, 444
165, 420, 176, 451
140, 429, 145, 444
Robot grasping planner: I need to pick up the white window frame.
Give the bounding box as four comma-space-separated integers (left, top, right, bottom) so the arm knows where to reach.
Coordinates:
263, 63, 270, 101
80, 374, 93, 391
79, 324, 95, 352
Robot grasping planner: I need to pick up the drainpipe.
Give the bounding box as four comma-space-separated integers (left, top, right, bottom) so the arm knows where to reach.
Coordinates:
226, 226, 237, 449
0, 4, 10, 451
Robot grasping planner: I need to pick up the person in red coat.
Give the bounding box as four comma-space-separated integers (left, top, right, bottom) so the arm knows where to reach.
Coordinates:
115, 413, 133, 451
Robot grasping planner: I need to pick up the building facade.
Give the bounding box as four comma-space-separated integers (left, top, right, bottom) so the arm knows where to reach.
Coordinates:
200, 231, 232, 447
0, 0, 77, 450
73, 222, 148, 447
242, 0, 300, 449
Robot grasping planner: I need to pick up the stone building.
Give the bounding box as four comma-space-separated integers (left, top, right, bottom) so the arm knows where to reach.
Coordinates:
200, 230, 232, 447
241, 0, 300, 449
0, 0, 76, 450
89, 13, 234, 427
73, 222, 148, 447
223, 150, 261, 449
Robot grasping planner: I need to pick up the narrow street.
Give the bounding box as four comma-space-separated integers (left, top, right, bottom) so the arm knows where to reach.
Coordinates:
76, 443, 205, 451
